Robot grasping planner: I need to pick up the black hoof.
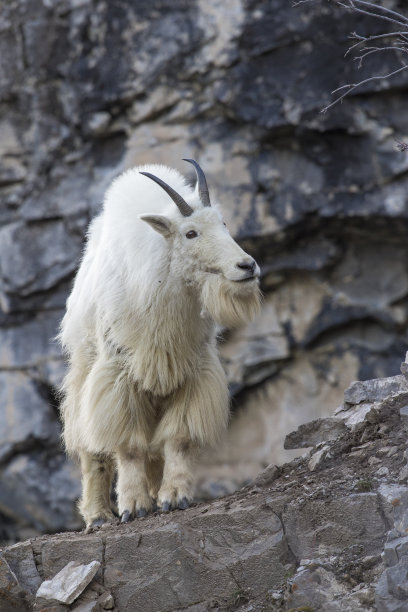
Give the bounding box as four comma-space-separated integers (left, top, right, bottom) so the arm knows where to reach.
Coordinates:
136, 508, 147, 518
90, 518, 106, 529
121, 510, 132, 523
161, 501, 171, 513
178, 497, 190, 510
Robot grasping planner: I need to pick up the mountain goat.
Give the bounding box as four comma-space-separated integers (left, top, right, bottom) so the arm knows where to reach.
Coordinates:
59, 159, 261, 528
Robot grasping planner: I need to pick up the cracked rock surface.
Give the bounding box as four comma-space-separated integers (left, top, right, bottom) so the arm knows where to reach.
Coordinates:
1, 0, 408, 540
1, 370, 408, 611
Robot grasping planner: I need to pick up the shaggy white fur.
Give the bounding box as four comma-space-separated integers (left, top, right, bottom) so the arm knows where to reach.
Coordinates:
59, 162, 261, 527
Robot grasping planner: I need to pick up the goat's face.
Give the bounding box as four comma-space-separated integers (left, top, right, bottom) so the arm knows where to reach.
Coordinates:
140, 161, 261, 327
145, 206, 259, 281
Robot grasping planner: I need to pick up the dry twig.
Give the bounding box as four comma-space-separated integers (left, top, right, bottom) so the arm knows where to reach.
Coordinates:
294, 0, 408, 114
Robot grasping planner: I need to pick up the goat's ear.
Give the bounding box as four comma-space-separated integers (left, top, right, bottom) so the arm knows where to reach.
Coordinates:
139, 214, 173, 238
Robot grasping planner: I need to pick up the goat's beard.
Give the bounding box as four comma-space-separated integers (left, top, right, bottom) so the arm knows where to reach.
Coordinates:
200, 275, 262, 328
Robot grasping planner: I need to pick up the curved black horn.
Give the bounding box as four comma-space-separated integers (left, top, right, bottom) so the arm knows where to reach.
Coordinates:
140, 172, 194, 217
183, 158, 211, 207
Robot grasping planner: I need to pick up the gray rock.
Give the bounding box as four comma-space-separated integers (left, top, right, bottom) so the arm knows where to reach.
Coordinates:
104, 500, 290, 610
336, 400, 383, 431
285, 417, 346, 449
3, 540, 42, 594
36, 561, 100, 605
383, 536, 408, 568
282, 493, 387, 561
307, 445, 329, 472
286, 565, 347, 611
399, 405, 408, 429
249, 464, 280, 488
0, 451, 81, 533
219, 297, 290, 393
376, 570, 405, 612
376, 556, 408, 612
398, 465, 408, 483
38, 535, 104, 583
71, 602, 98, 612
0, 552, 32, 611
344, 376, 408, 406
97, 592, 114, 610
0, 157, 26, 185
19, 173, 93, 222
0, 310, 62, 369
401, 361, 408, 382
71, 599, 99, 612
0, 371, 60, 462
378, 485, 408, 537
0, 221, 82, 298
83, 112, 111, 137
1, 0, 408, 547
386, 556, 408, 600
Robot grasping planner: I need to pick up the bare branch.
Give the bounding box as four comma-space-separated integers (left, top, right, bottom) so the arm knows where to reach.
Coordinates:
338, 1, 408, 30
345, 31, 408, 56
292, 0, 315, 5
350, 0, 408, 25
293, 0, 408, 112
321, 64, 408, 113
395, 138, 408, 152
354, 45, 408, 68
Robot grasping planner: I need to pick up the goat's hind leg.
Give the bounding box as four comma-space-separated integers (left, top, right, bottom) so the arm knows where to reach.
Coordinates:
79, 450, 115, 531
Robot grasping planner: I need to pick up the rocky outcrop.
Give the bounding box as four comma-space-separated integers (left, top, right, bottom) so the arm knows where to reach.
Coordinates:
1, 0, 408, 540
1, 369, 408, 611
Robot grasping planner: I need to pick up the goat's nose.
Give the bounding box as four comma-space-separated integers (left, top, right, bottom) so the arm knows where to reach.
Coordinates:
236, 260, 255, 274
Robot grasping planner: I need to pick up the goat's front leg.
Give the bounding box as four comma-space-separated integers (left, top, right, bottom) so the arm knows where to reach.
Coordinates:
157, 438, 195, 512
116, 447, 153, 522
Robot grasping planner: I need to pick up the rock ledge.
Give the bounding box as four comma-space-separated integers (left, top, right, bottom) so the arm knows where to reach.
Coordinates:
2, 365, 408, 611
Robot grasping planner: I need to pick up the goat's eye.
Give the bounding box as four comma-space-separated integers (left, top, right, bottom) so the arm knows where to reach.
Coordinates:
186, 230, 198, 239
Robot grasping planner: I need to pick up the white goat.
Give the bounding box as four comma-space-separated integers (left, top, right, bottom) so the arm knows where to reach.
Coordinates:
60, 159, 261, 528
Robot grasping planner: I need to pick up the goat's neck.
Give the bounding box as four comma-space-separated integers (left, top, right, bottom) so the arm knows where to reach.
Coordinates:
108, 277, 215, 396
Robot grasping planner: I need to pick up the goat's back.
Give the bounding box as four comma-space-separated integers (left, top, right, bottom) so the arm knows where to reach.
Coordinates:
60, 165, 195, 356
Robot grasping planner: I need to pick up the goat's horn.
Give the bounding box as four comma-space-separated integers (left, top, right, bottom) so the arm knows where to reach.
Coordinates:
140, 172, 194, 217
183, 159, 211, 207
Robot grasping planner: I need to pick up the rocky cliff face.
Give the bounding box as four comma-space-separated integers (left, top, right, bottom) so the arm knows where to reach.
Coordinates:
2, 369, 408, 612
1, 0, 408, 540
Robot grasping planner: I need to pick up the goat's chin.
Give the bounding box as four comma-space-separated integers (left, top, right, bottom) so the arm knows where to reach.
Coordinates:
200, 275, 262, 328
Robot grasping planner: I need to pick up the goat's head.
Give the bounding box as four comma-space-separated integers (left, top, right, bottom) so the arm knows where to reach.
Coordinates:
139, 159, 261, 327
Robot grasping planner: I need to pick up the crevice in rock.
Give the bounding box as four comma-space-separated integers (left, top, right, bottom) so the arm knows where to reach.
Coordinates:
100, 534, 106, 588
31, 541, 44, 580
0, 439, 63, 469
278, 505, 300, 569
